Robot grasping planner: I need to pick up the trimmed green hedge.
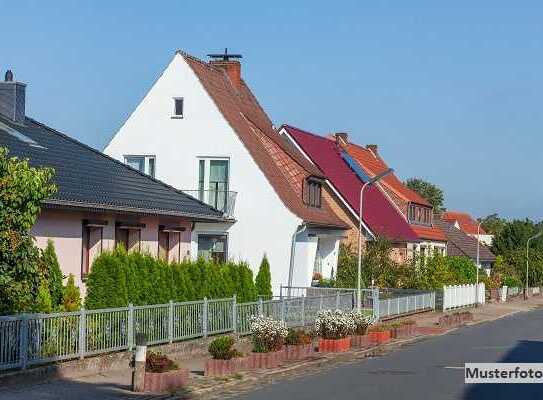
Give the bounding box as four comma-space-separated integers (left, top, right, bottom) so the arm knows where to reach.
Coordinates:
85, 247, 258, 309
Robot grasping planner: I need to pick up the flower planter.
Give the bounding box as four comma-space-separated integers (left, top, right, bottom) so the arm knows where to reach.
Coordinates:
406, 323, 417, 337
284, 344, 313, 361
143, 369, 189, 393
368, 330, 392, 345
350, 334, 372, 348
249, 349, 285, 369
390, 325, 410, 339
318, 337, 351, 352
204, 357, 251, 377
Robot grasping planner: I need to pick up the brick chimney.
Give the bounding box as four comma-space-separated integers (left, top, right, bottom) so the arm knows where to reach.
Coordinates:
367, 144, 378, 156
334, 132, 349, 148
210, 60, 241, 89
0, 70, 26, 124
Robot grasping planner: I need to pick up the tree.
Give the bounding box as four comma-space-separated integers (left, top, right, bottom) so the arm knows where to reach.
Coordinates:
478, 213, 506, 236
40, 240, 64, 308
405, 178, 445, 211
255, 255, 272, 299
62, 274, 81, 311
0, 147, 56, 314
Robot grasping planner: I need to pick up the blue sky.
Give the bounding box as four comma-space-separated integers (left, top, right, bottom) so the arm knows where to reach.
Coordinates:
2, 1, 542, 220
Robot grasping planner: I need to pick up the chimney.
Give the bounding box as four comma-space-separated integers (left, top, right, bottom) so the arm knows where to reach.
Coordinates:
0, 70, 26, 124
367, 144, 378, 156
210, 60, 241, 89
334, 132, 349, 147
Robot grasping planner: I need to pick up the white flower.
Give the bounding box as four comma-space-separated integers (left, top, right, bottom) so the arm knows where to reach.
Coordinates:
313, 309, 356, 339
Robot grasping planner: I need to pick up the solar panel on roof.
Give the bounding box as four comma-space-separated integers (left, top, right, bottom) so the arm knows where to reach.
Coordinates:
340, 150, 370, 183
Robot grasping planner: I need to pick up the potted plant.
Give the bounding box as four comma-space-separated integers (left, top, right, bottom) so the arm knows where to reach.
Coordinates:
367, 324, 392, 345
249, 315, 288, 369
143, 352, 189, 393
284, 328, 313, 360
314, 310, 354, 352
349, 311, 372, 348
389, 322, 410, 339
402, 319, 417, 336
204, 336, 247, 377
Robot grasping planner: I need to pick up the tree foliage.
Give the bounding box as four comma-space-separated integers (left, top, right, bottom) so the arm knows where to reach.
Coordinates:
405, 178, 445, 211
255, 255, 272, 299
478, 213, 507, 236
0, 147, 56, 314
40, 240, 64, 308
62, 274, 82, 312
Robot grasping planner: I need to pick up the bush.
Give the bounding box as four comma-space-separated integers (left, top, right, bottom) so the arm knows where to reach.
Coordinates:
62, 274, 81, 312
250, 315, 288, 353
208, 336, 241, 360
41, 240, 64, 308
255, 255, 272, 300
313, 310, 355, 340
145, 352, 178, 373
285, 329, 312, 346
85, 248, 259, 309
349, 310, 371, 335
35, 283, 53, 313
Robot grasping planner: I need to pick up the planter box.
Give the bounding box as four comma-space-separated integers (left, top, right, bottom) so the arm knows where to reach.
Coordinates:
368, 330, 392, 345
318, 337, 351, 352
350, 334, 372, 348
143, 369, 189, 393
284, 344, 313, 361
405, 323, 417, 337
390, 325, 410, 339
249, 349, 285, 369
204, 357, 251, 377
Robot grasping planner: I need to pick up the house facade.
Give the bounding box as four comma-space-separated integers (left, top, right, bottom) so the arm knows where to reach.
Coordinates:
442, 211, 493, 246
279, 125, 421, 263
105, 51, 348, 292
0, 71, 231, 295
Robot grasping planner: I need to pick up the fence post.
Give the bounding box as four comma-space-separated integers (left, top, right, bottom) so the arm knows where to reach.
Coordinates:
373, 288, 380, 321
258, 298, 263, 316
168, 300, 174, 344
232, 295, 237, 334
280, 298, 286, 322
397, 297, 400, 315
203, 298, 208, 338
301, 296, 305, 327
128, 303, 134, 351
19, 314, 29, 369
78, 307, 86, 359
280, 284, 283, 300
319, 294, 324, 311
335, 292, 340, 309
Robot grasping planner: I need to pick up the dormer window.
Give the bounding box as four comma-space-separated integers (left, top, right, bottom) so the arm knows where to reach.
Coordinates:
172, 97, 184, 118
304, 177, 322, 208
408, 204, 432, 226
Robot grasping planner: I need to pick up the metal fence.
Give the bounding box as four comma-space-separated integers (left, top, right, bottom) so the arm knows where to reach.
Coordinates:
377, 291, 435, 319
0, 292, 355, 372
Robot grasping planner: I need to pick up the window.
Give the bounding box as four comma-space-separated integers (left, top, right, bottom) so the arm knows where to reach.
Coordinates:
408, 204, 432, 226
304, 177, 322, 208
115, 222, 145, 252
172, 97, 184, 118
81, 220, 106, 278
124, 155, 156, 178
197, 158, 230, 212
158, 226, 186, 263
197, 234, 228, 263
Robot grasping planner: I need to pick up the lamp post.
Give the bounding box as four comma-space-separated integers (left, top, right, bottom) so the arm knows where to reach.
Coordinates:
525, 230, 543, 300
475, 222, 481, 306
357, 168, 394, 310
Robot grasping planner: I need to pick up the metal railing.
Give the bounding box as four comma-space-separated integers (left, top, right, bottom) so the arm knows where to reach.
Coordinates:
378, 291, 435, 319
0, 292, 355, 372
181, 190, 237, 219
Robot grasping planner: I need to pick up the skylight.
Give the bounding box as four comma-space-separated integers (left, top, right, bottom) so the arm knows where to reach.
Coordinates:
341, 151, 370, 183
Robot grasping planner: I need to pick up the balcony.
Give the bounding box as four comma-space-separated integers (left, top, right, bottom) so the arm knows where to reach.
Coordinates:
182, 190, 237, 220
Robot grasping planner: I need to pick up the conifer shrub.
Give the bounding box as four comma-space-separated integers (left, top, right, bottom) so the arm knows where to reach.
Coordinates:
255, 255, 272, 300
40, 240, 64, 308
62, 274, 81, 312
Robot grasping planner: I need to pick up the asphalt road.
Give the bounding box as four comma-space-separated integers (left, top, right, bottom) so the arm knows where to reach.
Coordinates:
237, 309, 543, 400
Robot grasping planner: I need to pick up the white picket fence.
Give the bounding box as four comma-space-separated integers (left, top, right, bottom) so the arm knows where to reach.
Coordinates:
443, 283, 485, 310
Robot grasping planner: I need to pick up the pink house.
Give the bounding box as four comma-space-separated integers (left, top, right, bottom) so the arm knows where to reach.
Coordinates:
0, 71, 233, 295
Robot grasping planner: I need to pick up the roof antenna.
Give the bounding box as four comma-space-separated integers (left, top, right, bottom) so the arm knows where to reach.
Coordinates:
207, 48, 242, 61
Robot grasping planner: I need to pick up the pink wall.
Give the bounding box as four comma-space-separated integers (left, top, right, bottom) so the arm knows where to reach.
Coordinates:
31, 209, 193, 297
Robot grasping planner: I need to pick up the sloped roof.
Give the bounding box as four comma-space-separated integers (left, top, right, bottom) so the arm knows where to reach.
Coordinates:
282, 125, 419, 242
442, 211, 486, 235
434, 219, 495, 262
0, 114, 226, 221
345, 142, 430, 206
180, 52, 346, 229
411, 224, 447, 242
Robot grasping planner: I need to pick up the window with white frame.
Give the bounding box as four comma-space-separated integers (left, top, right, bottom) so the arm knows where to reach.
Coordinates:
81, 220, 107, 278
172, 97, 184, 118
197, 158, 230, 212
124, 155, 156, 178
197, 234, 228, 263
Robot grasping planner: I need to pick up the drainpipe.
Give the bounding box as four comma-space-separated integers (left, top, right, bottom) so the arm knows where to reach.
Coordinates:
287, 224, 308, 298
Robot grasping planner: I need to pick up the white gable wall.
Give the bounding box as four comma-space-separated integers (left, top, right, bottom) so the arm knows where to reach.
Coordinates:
105, 54, 302, 293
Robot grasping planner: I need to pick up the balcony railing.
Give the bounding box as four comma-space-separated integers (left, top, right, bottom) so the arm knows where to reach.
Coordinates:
182, 190, 237, 219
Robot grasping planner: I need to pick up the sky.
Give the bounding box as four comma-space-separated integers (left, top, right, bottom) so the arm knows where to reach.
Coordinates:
2, 1, 542, 220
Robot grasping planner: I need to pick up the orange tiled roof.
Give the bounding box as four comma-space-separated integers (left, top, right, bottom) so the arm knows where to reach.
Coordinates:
411, 224, 447, 242
180, 52, 347, 229
441, 211, 486, 235
345, 143, 431, 207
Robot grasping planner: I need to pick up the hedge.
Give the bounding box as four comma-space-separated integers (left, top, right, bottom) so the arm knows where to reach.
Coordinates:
85, 247, 258, 309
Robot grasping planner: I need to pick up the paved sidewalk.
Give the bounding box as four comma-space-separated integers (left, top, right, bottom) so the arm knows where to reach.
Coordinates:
1, 296, 542, 400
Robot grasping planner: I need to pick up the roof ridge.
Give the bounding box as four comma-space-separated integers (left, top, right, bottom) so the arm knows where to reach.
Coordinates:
25, 116, 223, 215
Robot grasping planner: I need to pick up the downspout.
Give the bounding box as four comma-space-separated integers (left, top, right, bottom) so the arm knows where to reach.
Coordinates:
287, 223, 308, 297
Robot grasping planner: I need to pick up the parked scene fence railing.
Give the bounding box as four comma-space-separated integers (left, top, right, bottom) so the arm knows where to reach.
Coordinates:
0, 292, 355, 372
377, 290, 435, 319
443, 283, 485, 310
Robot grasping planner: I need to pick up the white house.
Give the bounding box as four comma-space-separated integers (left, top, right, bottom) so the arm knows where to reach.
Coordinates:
105, 50, 348, 293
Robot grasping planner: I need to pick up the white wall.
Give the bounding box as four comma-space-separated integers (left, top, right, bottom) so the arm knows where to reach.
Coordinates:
104, 54, 302, 293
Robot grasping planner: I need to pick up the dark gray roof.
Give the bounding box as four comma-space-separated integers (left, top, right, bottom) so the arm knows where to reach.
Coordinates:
434, 219, 496, 262
0, 115, 227, 221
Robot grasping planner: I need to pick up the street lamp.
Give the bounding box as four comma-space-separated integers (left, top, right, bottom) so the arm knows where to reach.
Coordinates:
357, 168, 394, 310
525, 230, 543, 300
475, 222, 482, 307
